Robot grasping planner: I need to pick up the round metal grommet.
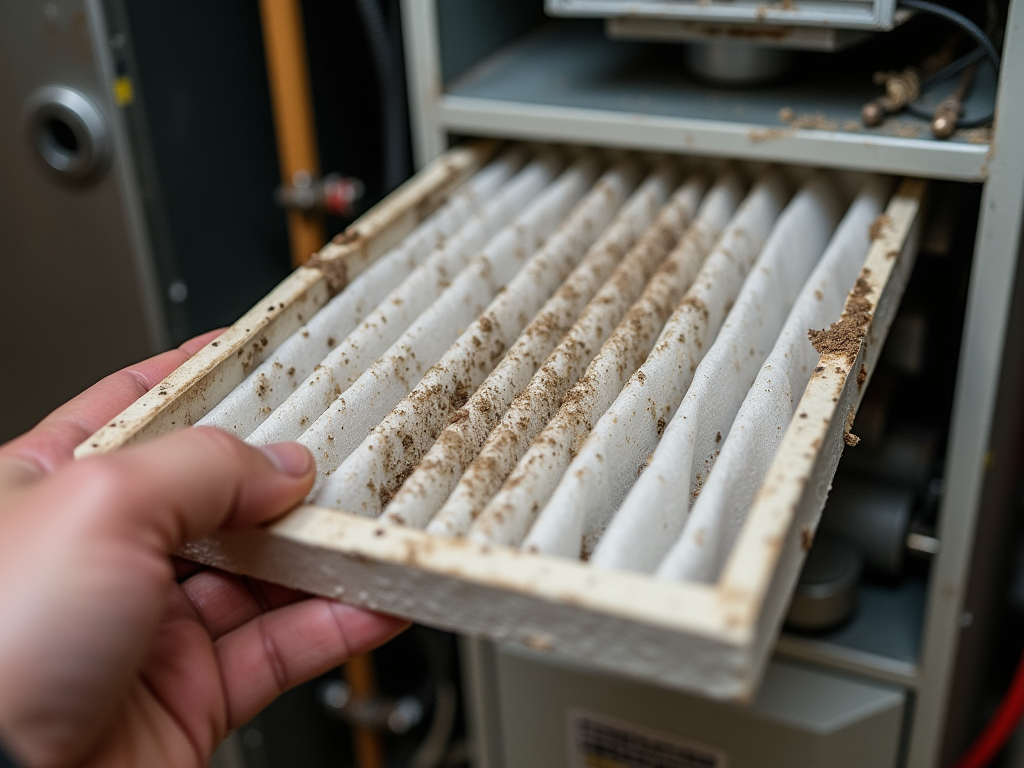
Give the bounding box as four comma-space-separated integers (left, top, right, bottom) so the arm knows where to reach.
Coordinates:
24, 85, 111, 183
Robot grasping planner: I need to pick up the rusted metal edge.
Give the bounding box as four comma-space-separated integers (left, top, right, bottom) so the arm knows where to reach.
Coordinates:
716, 178, 926, 671
179, 505, 758, 699
308, 139, 503, 293
74, 141, 499, 459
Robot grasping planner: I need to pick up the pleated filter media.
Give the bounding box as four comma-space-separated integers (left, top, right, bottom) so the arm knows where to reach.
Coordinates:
198, 145, 887, 583
79, 141, 925, 697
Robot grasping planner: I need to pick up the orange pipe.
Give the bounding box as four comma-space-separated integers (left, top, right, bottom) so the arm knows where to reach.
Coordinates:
344, 654, 385, 768
258, 0, 325, 265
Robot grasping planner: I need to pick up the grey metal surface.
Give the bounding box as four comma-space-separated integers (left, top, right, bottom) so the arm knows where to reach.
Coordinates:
493, 646, 906, 768
459, 637, 505, 768
684, 40, 795, 85
402, 0, 446, 167
440, 21, 992, 181
777, 577, 926, 688
546, 0, 895, 30
606, 17, 873, 51
436, 0, 545, 85
0, 0, 166, 441
906, 0, 1024, 764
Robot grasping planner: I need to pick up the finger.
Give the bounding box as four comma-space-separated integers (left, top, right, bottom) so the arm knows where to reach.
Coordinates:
0, 330, 224, 476
180, 570, 306, 638
172, 556, 206, 581
53, 428, 314, 553
216, 599, 408, 727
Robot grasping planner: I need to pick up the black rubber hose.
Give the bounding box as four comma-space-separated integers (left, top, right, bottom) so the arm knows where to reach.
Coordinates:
354, 0, 411, 193
897, 0, 1001, 129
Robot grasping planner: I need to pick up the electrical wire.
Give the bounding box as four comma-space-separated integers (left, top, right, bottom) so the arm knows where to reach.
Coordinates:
355, 0, 411, 194
921, 46, 986, 90
897, 0, 1001, 129
953, 643, 1024, 768
899, 0, 1001, 69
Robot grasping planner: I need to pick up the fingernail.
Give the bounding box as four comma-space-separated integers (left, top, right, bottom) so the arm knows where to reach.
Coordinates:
259, 443, 314, 477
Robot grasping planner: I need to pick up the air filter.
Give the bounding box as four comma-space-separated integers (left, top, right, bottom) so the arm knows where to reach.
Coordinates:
78, 140, 924, 699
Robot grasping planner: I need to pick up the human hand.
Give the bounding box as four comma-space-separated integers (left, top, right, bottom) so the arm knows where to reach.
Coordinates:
0, 332, 407, 768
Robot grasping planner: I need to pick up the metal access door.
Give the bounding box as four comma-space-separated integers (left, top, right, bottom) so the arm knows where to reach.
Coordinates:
0, 0, 166, 441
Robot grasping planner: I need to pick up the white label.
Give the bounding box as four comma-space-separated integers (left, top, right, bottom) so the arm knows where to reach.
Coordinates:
569, 709, 728, 768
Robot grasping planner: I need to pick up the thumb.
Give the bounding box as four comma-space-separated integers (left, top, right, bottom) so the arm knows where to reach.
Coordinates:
0, 429, 314, 768
66, 426, 314, 553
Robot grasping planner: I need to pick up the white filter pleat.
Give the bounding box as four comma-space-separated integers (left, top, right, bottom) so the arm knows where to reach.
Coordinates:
383, 165, 677, 530
605, 174, 844, 578
316, 159, 636, 515
656, 176, 891, 584
428, 173, 704, 539
198, 149, 525, 437
470, 175, 727, 551
246, 152, 563, 446
195, 143, 899, 591
528, 172, 745, 560
586, 173, 792, 571
304, 156, 598, 490
518, 172, 792, 558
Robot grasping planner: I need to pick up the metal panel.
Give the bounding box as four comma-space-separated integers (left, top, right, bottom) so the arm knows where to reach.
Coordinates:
0, 0, 166, 441
546, 0, 893, 30
401, 0, 446, 168
494, 648, 906, 768
775, 578, 926, 689
906, 1, 1024, 764
439, 21, 993, 181
442, 96, 989, 181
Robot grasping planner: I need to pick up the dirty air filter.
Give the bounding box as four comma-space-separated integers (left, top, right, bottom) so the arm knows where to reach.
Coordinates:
78, 141, 924, 700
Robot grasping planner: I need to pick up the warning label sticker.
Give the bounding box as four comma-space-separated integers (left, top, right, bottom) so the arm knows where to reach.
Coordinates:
569, 709, 728, 768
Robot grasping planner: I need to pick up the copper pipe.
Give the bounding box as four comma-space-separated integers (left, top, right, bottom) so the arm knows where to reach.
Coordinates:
258, 0, 326, 266
862, 67, 921, 126
933, 63, 978, 138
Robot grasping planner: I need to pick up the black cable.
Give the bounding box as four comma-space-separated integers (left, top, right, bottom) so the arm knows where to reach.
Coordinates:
920, 45, 985, 90
899, 0, 1001, 71
897, 0, 1001, 129
902, 48, 985, 123
354, 0, 411, 194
